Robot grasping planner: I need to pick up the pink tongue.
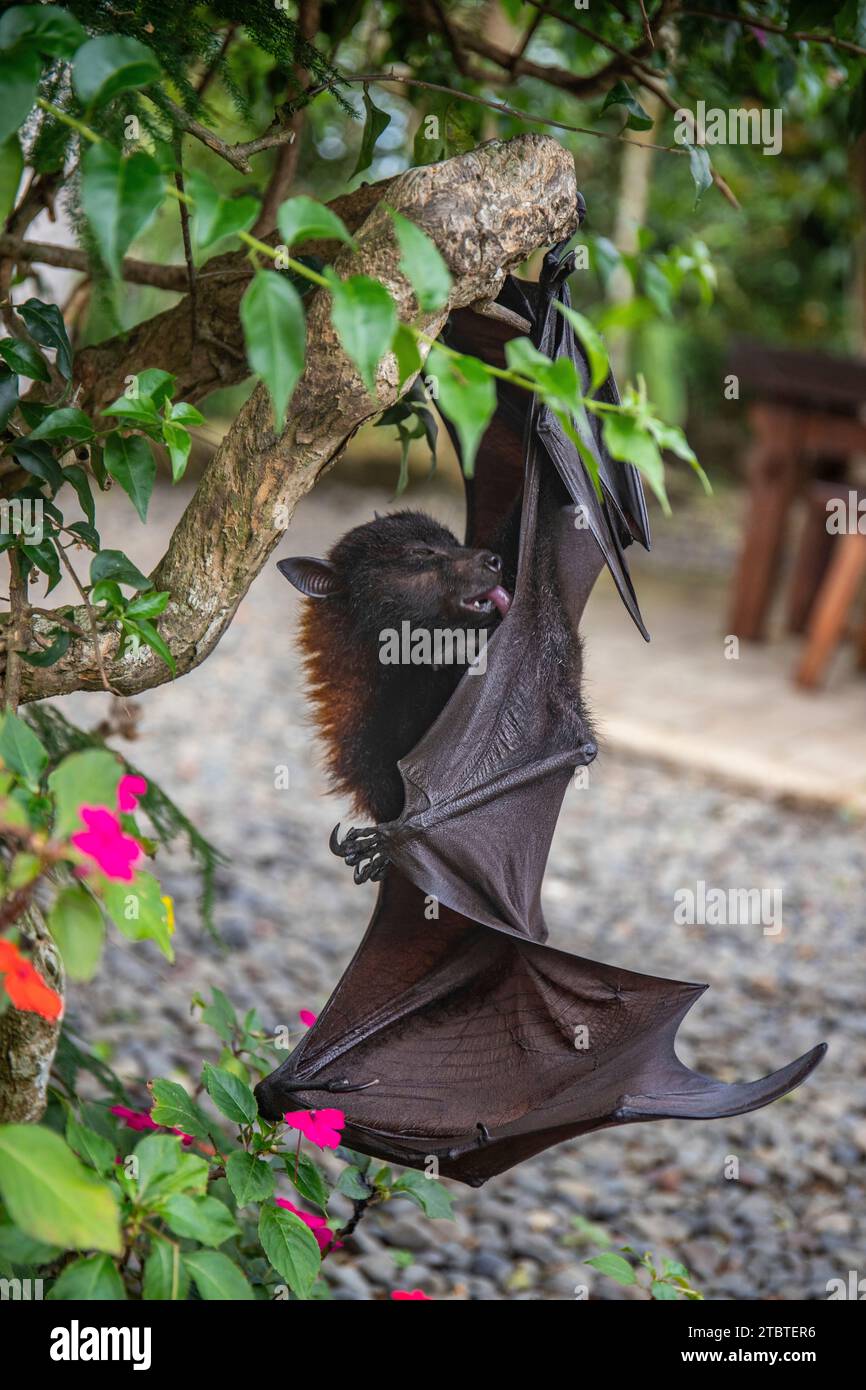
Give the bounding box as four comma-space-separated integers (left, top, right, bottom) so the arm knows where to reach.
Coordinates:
483, 585, 512, 618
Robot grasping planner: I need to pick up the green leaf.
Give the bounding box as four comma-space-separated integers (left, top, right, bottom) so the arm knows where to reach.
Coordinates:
169, 400, 203, 426
124, 590, 169, 620
19, 627, 70, 668
0, 367, 17, 431
392, 1169, 454, 1219
258, 1201, 321, 1299
199, 988, 237, 1044
334, 1165, 371, 1201
125, 615, 176, 675
162, 419, 191, 482
552, 304, 609, 392
48, 1253, 126, 1300
586, 1252, 637, 1286
226, 1151, 276, 1207
28, 405, 93, 440
0, 133, 22, 223
0, 710, 48, 789
149, 1079, 213, 1142
65, 1115, 115, 1175
329, 272, 397, 395
104, 432, 156, 522
48, 885, 106, 982
72, 34, 161, 109
351, 85, 391, 178
163, 1194, 240, 1248
90, 548, 152, 591
18, 298, 73, 379
188, 171, 259, 252
0, 337, 48, 381
425, 346, 495, 478
61, 463, 96, 527
132, 1134, 208, 1203
289, 1153, 330, 1211
0, 1222, 60, 1265
135, 368, 176, 408
651, 1279, 680, 1300
12, 439, 62, 492
602, 411, 669, 512
686, 142, 713, 208
49, 748, 122, 837
202, 1063, 257, 1126
240, 269, 306, 430
392, 323, 421, 389
102, 871, 174, 961
0, 47, 40, 144
0, 5, 86, 59
80, 143, 163, 279
183, 1249, 254, 1300
601, 81, 653, 131
20, 536, 61, 592
0, 1125, 121, 1254
143, 1237, 189, 1300
388, 208, 452, 313
277, 194, 355, 250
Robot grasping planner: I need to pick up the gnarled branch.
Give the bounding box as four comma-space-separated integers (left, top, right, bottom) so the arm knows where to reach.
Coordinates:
18, 135, 581, 705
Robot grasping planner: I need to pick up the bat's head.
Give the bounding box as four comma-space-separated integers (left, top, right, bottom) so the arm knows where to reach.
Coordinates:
278, 510, 512, 638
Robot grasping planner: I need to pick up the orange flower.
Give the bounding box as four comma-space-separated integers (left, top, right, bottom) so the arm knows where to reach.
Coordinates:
0, 939, 62, 1020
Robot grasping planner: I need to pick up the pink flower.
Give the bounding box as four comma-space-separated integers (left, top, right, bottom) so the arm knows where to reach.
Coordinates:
283, 1108, 344, 1150
110, 1105, 159, 1133
71, 806, 141, 880
275, 1198, 342, 1253
299, 1009, 317, 1028
391, 1289, 432, 1300
118, 774, 147, 813
110, 1105, 194, 1147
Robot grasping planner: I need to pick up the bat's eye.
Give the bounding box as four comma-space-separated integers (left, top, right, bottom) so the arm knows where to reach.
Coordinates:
406, 544, 437, 558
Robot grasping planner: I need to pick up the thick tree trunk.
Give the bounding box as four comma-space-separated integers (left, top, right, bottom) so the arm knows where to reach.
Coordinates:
0, 902, 64, 1123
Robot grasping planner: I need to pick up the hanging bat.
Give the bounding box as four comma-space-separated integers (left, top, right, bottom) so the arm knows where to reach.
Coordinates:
256, 239, 825, 1186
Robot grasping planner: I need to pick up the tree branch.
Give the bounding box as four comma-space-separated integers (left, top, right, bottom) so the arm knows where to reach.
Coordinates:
71, 177, 399, 417
18, 135, 582, 704
680, 7, 866, 60
0, 234, 188, 290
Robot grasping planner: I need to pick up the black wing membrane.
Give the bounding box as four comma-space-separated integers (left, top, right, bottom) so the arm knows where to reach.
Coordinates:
256, 240, 825, 1185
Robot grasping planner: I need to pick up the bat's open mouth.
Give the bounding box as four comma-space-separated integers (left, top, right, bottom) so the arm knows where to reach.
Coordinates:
460, 584, 512, 618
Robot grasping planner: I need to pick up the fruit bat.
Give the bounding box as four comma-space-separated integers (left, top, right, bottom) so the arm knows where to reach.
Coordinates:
255, 238, 826, 1186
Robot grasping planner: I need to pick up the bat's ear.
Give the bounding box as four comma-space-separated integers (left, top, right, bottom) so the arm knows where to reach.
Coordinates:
276, 556, 344, 599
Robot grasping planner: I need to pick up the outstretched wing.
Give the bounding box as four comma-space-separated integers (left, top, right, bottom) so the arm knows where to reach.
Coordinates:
255, 876, 826, 1186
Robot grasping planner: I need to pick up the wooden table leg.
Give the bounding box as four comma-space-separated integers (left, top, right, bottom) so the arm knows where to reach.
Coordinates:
795, 532, 866, 689
787, 484, 841, 634
728, 406, 801, 641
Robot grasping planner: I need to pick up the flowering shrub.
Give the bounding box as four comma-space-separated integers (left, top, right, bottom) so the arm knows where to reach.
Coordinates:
0, 986, 453, 1299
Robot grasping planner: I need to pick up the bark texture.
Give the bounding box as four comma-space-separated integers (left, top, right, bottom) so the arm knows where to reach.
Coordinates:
0, 904, 64, 1123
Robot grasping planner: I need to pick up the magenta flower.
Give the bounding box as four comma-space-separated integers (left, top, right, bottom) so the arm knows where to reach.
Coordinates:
118, 774, 147, 813
110, 1105, 159, 1133
299, 1008, 317, 1028
71, 806, 141, 881
275, 1197, 342, 1253
391, 1289, 432, 1300
110, 1105, 194, 1147
283, 1108, 344, 1150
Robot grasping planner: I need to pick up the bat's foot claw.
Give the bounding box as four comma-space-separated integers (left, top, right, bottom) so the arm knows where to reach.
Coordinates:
330, 823, 391, 884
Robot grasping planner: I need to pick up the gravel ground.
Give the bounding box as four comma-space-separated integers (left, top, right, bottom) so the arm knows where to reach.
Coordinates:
64, 475, 865, 1302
